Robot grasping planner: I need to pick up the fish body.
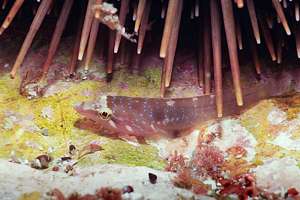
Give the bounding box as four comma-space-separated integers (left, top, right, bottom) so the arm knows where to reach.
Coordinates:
75, 69, 298, 139
75, 96, 207, 139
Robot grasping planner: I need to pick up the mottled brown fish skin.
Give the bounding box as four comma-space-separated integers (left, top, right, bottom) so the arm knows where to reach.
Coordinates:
75, 69, 299, 139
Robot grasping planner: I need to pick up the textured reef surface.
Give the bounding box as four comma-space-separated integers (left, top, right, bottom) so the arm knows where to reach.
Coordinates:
1, 69, 300, 199
1, 34, 300, 200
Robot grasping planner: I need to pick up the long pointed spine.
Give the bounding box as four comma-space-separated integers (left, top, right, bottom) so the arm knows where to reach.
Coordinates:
195, 0, 200, 17
83, 19, 100, 71
259, 16, 277, 61
272, 0, 291, 35
107, 31, 115, 75
220, 0, 243, 106
68, 22, 82, 74
164, 0, 183, 87
198, 15, 204, 88
137, 0, 152, 54
68, 4, 86, 74
296, 26, 300, 58
159, 0, 178, 58
250, 34, 262, 74
134, 0, 146, 32
296, 1, 300, 22
114, 0, 130, 53
211, 0, 223, 117
83, 0, 103, 71
131, 51, 142, 74
236, 16, 243, 50
120, 41, 127, 65
10, 0, 53, 79
42, 0, 74, 77
203, 4, 212, 94
78, 0, 95, 60
246, 0, 261, 44
236, 0, 244, 8
160, 61, 167, 97
276, 28, 283, 63
0, 0, 24, 35
2, 0, 8, 10
161, 0, 166, 19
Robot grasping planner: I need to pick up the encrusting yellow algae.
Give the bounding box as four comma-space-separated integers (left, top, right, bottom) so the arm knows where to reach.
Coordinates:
238, 96, 300, 166
240, 100, 275, 142
18, 192, 41, 200
77, 139, 165, 169
3, 60, 300, 177
100, 67, 161, 97
274, 93, 300, 120
0, 71, 165, 169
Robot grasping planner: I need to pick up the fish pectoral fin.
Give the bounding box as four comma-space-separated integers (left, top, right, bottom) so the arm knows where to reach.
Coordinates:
136, 136, 147, 145
167, 127, 195, 138
74, 118, 103, 132
119, 135, 147, 145
170, 130, 181, 138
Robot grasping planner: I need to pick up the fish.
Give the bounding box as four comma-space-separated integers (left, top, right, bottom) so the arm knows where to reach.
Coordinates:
74, 68, 299, 140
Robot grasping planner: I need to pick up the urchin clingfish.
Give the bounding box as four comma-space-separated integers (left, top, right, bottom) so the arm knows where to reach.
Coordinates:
75, 69, 299, 140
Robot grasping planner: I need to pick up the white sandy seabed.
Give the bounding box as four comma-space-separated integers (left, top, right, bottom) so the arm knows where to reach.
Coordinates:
0, 159, 215, 200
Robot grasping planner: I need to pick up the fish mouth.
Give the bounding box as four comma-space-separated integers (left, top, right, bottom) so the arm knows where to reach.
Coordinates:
74, 105, 101, 122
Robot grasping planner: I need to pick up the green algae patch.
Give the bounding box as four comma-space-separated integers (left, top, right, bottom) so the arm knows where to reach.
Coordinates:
238, 96, 300, 163
77, 139, 166, 170
254, 143, 283, 162
273, 94, 300, 120
240, 100, 275, 142
100, 68, 161, 97
68, 128, 166, 170
0, 75, 101, 160
0, 73, 22, 102
143, 67, 161, 88
0, 72, 165, 169
18, 192, 41, 200
101, 139, 166, 169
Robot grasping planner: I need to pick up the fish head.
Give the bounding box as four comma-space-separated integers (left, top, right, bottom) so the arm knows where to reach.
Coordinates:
75, 96, 115, 128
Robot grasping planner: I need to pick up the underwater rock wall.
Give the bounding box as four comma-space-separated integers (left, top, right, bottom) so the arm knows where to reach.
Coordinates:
1, 66, 300, 199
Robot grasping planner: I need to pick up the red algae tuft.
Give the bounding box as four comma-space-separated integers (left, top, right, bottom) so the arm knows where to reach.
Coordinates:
191, 144, 224, 177
165, 150, 188, 173
48, 187, 122, 200
95, 187, 122, 200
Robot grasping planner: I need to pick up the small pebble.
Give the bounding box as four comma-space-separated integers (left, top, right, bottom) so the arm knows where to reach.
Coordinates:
69, 144, 76, 155
122, 185, 134, 194
61, 156, 72, 161
148, 173, 157, 184
64, 165, 73, 173
52, 166, 59, 171
41, 128, 49, 136
32, 155, 52, 169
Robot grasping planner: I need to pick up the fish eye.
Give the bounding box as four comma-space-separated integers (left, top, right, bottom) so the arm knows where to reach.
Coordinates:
99, 111, 111, 120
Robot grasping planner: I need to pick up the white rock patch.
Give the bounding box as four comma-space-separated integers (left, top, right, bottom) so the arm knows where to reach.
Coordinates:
0, 160, 207, 200
212, 119, 257, 161
271, 132, 300, 151
270, 116, 300, 150
267, 107, 287, 125
2, 112, 40, 133
254, 157, 300, 194
43, 81, 73, 97
41, 106, 53, 120
150, 130, 200, 159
